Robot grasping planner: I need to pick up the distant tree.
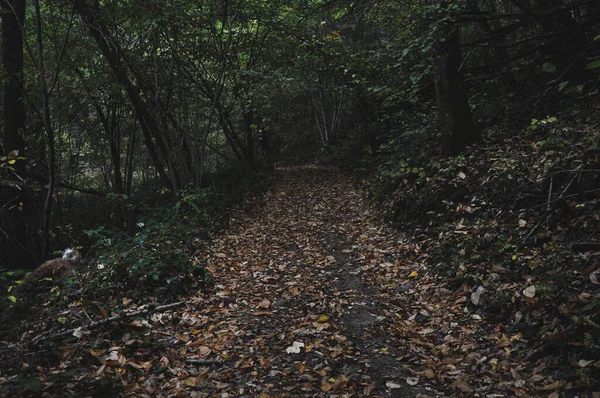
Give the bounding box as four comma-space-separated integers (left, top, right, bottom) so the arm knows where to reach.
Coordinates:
431, 2, 478, 155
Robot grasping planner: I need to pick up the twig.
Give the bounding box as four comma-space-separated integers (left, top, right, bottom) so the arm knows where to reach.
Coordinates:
546, 176, 553, 212
522, 165, 582, 244
33, 301, 186, 344
185, 358, 223, 365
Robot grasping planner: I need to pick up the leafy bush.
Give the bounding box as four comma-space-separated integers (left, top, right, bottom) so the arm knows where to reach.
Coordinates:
83, 188, 214, 293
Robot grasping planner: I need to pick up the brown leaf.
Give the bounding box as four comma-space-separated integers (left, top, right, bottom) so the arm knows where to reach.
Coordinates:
97, 305, 109, 319
213, 381, 229, 389
453, 380, 473, 393
536, 381, 562, 391
253, 311, 272, 316
321, 378, 333, 392
197, 346, 211, 356
363, 382, 376, 395
175, 333, 190, 343
258, 298, 271, 309
332, 375, 348, 390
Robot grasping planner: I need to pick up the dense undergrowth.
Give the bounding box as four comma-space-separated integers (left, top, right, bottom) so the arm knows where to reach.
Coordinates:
0, 164, 272, 339
334, 98, 600, 391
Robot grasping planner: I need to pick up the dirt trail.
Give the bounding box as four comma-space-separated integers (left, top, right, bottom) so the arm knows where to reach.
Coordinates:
178, 165, 436, 397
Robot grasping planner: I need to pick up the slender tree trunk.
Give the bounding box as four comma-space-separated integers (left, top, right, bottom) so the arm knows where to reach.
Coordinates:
244, 106, 254, 163
33, 0, 56, 259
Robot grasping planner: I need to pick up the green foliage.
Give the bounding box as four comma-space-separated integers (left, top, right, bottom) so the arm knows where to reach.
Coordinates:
83, 190, 214, 291
528, 116, 558, 132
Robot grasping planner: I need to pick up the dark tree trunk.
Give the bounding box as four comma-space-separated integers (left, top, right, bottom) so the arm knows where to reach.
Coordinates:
1, 0, 26, 172
1, 0, 38, 269
434, 21, 479, 155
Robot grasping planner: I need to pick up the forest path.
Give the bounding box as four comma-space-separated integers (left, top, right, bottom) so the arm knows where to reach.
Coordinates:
177, 165, 438, 397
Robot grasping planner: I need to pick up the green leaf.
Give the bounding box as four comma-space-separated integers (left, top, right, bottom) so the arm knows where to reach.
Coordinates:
7, 296, 16, 303
585, 59, 600, 69
542, 62, 556, 73
558, 81, 569, 92
21, 378, 42, 392
57, 317, 68, 324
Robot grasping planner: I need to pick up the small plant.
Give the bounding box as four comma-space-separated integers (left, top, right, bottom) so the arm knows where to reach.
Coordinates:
528, 116, 558, 131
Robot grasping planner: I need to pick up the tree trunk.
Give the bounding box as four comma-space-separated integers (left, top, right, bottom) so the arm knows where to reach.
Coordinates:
71, 0, 180, 194
1, 0, 26, 172
0, 0, 38, 269
434, 21, 479, 155
33, 0, 56, 259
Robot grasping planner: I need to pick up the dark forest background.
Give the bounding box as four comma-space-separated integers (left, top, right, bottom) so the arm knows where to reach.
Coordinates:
2, 0, 600, 395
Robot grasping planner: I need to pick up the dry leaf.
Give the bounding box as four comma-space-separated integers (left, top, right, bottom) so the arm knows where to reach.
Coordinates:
523, 285, 536, 298
471, 286, 485, 306
406, 376, 419, 385
258, 298, 271, 308
285, 341, 304, 354
175, 333, 189, 343
197, 346, 211, 356
536, 381, 561, 391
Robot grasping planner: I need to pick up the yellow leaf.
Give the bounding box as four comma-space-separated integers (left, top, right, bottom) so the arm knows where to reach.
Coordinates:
8, 159, 15, 165
408, 271, 418, 278
317, 314, 329, 323
184, 377, 197, 387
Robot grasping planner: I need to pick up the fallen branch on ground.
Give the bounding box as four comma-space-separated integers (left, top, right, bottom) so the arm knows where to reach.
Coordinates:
33, 301, 186, 344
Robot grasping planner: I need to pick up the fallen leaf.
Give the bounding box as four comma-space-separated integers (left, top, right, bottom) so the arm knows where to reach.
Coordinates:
523, 285, 536, 298
252, 311, 272, 316
471, 286, 485, 306
197, 346, 211, 356
578, 359, 594, 367
175, 333, 189, 343
332, 375, 348, 390
453, 380, 474, 393
317, 314, 329, 323
258, 298, 271, 308
536, 381, 561, 391
406, 376, 419, 385
286, 341, 304, 354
